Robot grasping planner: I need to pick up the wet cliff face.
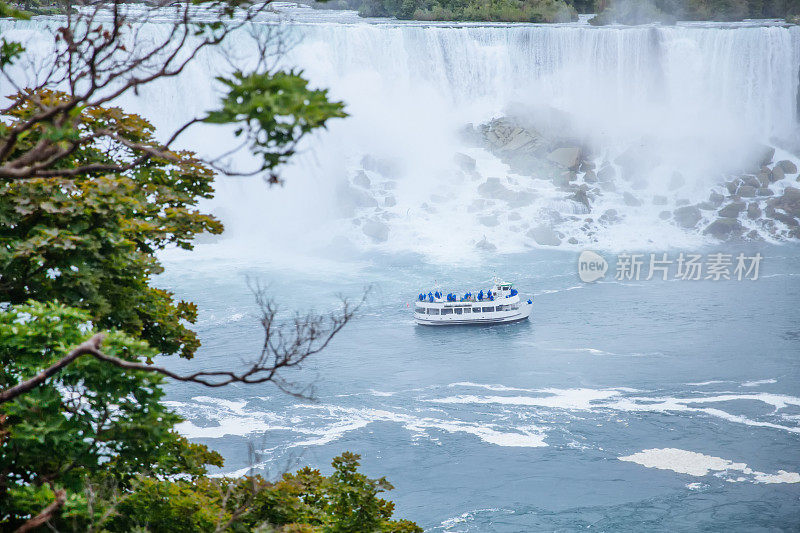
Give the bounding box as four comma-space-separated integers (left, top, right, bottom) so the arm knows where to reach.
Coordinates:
3, 13, 799, 257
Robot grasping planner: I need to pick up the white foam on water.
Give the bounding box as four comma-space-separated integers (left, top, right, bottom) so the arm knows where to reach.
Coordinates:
369, 389, 396, 397
428, 388, 623, 410
435, 508, 512, 532
290, 416, 373, 447
448, 382, 534, 392
294, 405, 549, 448
608, 392, 800, 434
742, 378, 778, 387
167, 397, 298, 439
619, 448, 800, 484
535, 285, 584, 296
560, 347, 616, 356
426, 387, 800, 436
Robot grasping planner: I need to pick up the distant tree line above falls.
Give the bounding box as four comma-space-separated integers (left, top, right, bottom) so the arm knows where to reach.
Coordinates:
308, 0, 800, 24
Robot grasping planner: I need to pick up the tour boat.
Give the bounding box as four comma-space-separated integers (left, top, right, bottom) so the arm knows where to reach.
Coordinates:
414, 278, 533, 326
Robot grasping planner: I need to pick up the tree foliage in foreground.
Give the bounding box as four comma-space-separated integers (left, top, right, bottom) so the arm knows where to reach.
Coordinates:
0, 90, 222, 359
0, 305, 421, 532
0, 0, 417, 530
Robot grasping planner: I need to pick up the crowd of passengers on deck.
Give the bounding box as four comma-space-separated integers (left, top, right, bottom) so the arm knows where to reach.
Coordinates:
417, 288, 517, 303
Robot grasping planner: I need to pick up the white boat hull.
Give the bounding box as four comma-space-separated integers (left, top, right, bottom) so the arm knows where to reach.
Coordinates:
414, 302, 533, 326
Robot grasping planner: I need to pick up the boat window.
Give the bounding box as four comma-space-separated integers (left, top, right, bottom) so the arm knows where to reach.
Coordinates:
462, 308, 470, 313
496, 305, 505, 311
472, 307, 481, 313
454, 308, 462, 314
442, 308, 453, 315
482, 307, 494, 312
427, 308, 439, 315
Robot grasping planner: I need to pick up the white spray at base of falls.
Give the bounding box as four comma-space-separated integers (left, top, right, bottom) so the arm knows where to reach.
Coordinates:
3, 8, 799, 260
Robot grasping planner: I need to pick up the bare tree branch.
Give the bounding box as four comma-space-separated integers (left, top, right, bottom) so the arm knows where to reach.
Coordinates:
0, 0, 282, 181
0, 333, 106, 404
13, 488, 66, 533
0, 288, 367, 404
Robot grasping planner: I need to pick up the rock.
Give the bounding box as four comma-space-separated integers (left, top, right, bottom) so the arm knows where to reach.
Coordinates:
568, 237, 579, 244
597, 165, 616, 182
652, 195, 667, 205
479, 214, 499, 227
384, 195, 397, 207
580, 160, 596, 172
757, 187, 773, 196
458, 123, 482, 145
599, 181, 616, 192
709, 191, 724, 206
570, 186, 592, 211
614, 145, 658, 178
753, 144, 775, 167
583, 169, 598, 183
773, 211, 799, 227
362, 219, 389, 242
507, 191, 537, 208
623, 192, 642, 207
527, 225, 562, 246
669, 172, 685, 190
467, 199, 490, 213
771, 166, 786, 182
673, 205, 701, 228
554, 171, 576, 188
454, 152, 477, 172
747, 203, 762, 219
539, 208, 564, 226
353, 170, 371, 189
547, 147, 581, 170
782, 186, 800, 204
475, 237, 496, 252
599, 209, 620, 224
741, 175, 761, 188
508, 212, 522, 221
725, 180, 739, 195
361, 155, 400, 178
769, 186, 800, 218
758, 173, 771, 187
738, 185, 756, 197
338, 185, 378, 216
478, 178, 513, 201
703, 218, 743, 238
718, 202, 745, 218
696, 202, 715, 210
480, 117, 547, 157
659, 210, 672, 220
676, 199, 690, 206
776, 160, 798, 174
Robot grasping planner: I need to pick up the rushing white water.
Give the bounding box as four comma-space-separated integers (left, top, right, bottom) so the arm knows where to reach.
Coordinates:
3, 7, 800, 257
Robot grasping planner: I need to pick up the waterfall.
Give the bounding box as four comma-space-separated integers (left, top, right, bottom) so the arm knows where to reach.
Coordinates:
3, 9, 799, 257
